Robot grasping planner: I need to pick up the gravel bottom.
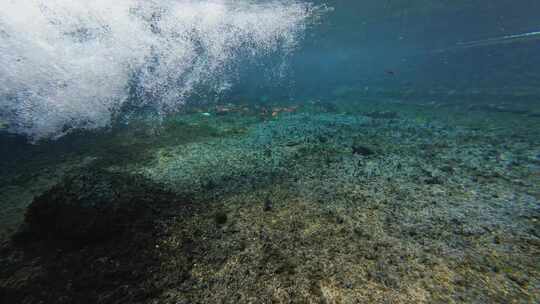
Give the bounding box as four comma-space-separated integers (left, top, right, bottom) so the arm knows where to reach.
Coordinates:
1, 100, 539, 303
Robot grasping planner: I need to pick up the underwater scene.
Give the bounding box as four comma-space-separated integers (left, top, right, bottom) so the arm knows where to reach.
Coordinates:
0, 1, 539, 303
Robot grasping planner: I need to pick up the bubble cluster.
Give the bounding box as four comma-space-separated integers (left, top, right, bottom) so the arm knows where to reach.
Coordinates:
0, 0, 322, 140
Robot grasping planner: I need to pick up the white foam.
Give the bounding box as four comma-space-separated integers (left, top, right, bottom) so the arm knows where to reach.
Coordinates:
0, 0, 323, 140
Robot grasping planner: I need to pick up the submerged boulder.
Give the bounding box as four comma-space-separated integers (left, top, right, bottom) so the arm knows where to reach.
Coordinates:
22, 169, 179, 242
352, 144, 375, 156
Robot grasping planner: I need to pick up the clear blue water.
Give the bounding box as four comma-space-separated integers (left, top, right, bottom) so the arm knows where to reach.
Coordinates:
237, 0, 540, 102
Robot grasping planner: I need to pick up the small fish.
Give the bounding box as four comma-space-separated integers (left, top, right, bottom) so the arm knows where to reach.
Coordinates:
385, 70, 396, 76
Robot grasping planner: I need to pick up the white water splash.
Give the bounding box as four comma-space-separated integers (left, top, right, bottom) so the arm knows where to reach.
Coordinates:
0, 0, 323, 140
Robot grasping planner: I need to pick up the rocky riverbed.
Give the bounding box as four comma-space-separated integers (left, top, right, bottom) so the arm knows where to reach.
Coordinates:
1, 99, 539, 303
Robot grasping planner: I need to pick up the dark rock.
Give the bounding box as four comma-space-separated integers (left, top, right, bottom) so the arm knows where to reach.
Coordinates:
6, 169, 195, 304
352, 145, 375, 156
21, 169, 180, 242
263, 197, 273, 212
203, 179, 216, 190
214, 212, 228, 226
424, 176, 443, 185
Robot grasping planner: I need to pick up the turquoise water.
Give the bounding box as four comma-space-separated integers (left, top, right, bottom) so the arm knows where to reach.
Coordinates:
1, 1, 539, 303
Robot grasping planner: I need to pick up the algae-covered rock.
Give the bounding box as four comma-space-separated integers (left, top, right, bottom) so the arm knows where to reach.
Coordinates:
22, 169, 179, 242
